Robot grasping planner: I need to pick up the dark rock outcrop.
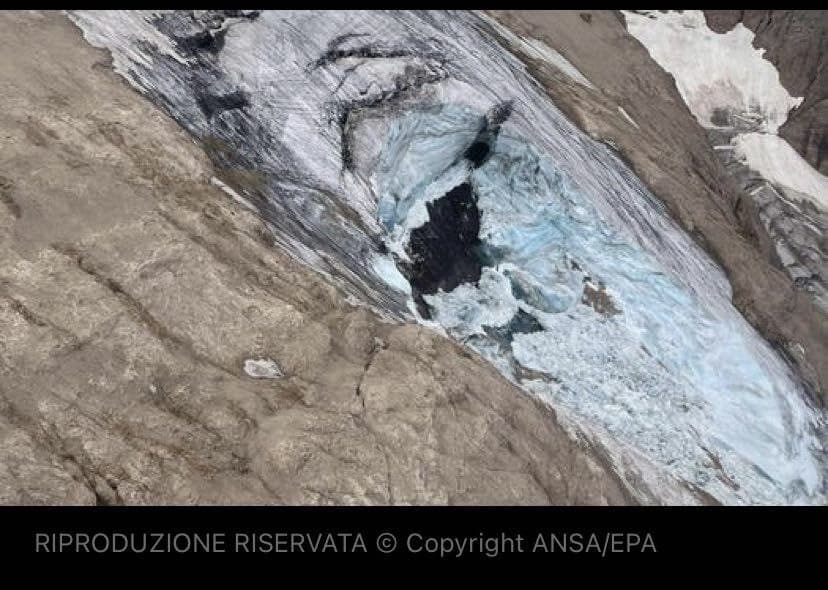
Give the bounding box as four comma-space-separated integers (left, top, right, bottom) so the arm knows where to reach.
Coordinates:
404, 182, 483, 317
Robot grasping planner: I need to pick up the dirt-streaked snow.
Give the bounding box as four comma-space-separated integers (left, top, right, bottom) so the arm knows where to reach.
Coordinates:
623, 10, 826, 213
733, 133, 828, 210
622, 10, 801, 134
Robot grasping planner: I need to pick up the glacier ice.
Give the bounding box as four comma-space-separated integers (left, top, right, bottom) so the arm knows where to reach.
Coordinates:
378, 103, 825, 505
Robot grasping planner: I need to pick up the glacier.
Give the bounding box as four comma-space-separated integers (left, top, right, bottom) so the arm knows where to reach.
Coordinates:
67, 10, 826, 504
378, 103, 824, 504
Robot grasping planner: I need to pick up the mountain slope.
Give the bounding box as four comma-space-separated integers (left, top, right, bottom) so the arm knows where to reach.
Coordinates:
0, 11, 633, 505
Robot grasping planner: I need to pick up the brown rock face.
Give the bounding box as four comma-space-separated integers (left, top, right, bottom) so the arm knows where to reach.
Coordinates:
705, 10, 828, 175
0, 12, 633, 505
487, 10, 828, 402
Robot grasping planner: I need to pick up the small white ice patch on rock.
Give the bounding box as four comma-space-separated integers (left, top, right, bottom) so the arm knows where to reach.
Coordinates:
371, 253, 412, 295
618, 106, 640, 130
243, 358, 284, 379
211, 176, 257, 212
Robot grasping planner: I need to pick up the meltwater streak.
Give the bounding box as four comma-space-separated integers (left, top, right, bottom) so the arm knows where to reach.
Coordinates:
68, 10, 825, 504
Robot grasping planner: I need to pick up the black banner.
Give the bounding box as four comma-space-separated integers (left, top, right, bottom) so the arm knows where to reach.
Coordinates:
0, 506, 823, 566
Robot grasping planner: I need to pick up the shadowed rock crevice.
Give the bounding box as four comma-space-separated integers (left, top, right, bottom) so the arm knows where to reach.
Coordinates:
0, 176, 21, 219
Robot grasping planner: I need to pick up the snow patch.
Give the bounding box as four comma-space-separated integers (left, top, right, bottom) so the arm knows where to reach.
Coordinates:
210, 177, 258, 212
243, 358, 284, 379
520, 37, 596, 90
732, 133, 828, 210
622, 10, 802, 133
623, 10, 826, 211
